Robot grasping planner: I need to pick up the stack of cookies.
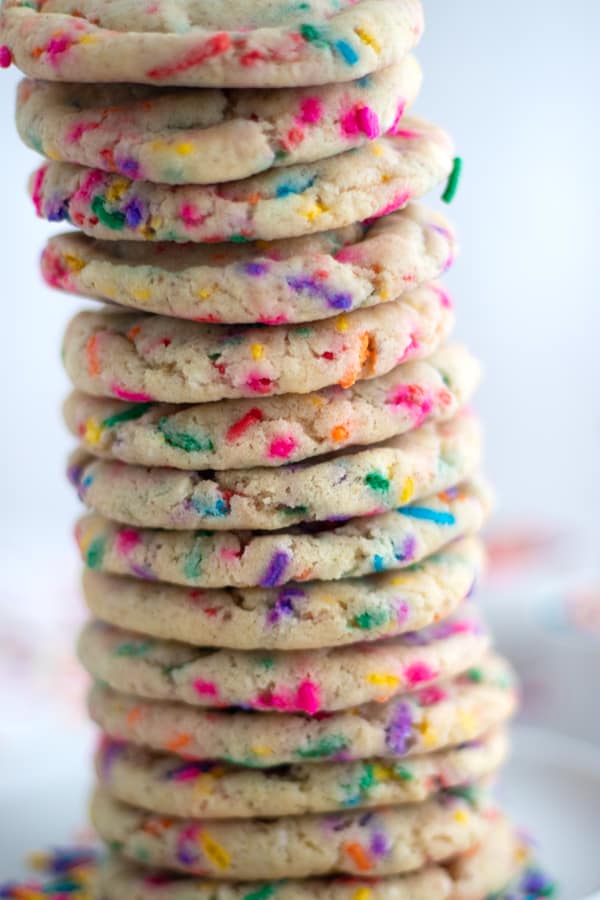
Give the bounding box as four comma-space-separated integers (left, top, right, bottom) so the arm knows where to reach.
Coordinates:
2, 0, 527, 896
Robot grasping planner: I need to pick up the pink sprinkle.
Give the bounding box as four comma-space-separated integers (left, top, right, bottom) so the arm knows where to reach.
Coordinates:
268, 435, 298, 459
334, 246, 361, 264
0, 45, 12, 68
430, 284, 453, 308
296, 680, 321, 716
388, 100, 407, 135
341, 104, 380, 139
111, 384, 154, 403
386, 384, 434, 426
73, 168, 104, 203
194, 680, 218, 698
258, 315, 288, 325
368, 190, 410, 222
405, 661, 437, 686
180, 203, 206, 228
31, 164, 49, 217
67, 119, 100, 144
220, 547, 241, 561
246, 372, 274, 395
419, 685, 447, 706
393, 128, 422, 140
44, 33, 74, 65
299, 97, 323, 124
257, 690, 291, 711
116, 528, 141, 556
397, 333, 419, 364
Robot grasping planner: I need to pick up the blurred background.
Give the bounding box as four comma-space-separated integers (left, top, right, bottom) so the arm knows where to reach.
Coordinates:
0, 0, 599, 892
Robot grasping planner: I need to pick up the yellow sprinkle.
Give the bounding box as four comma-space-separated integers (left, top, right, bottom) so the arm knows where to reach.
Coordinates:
372, 763, 394, 782
353, 888, 373, 900
335, 315, 349, 332
304, 200, 329, 222
78, 34, 97, 45
417, 718, 438, 748
46, 145, 61, 161
200, 832, 230, 870
64, 253, 85, 272
453, 809, 470, 826
132, 287, 151, 302
370, 143, 385, 157
377, 287, 389, 301
251, 343, 265, 361
106, 178, 129, 203
367, 673, 401, 688
193, 773, 218, 796
400, 476, 414, 504
355, 27, 381, 53
198, 287, 213, 300
176, 142, 194, 156
310, 395, 326, 408
457, 709, 477, 738
251, 745, 273, 757
84, 418, 103, 446
27, 852, 50, 871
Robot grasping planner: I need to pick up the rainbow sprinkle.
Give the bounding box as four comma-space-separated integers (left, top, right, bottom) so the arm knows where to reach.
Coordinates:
0, 848, 98, 899
442, 156, 463, 203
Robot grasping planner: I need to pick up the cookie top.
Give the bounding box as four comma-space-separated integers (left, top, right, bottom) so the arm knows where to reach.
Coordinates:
64, 345, 478, 471
78, 605, 490, 713
30, 119, 454, 243
76, 479, 491, 590
1, 0, 423, 88
96, 729, 507, 819
43, 203, 456, 324
96, 815, 524, 900
18, 59, 421, 185
91, 784, 489, 880
68, 413, 482, 531
83, 537, 485, 651
89, 654, 517, 766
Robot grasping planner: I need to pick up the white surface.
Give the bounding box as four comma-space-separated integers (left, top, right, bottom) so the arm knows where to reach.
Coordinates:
1, 724, 600, 895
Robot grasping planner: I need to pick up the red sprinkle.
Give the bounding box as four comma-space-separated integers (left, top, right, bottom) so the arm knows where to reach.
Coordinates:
226, 407, 264, 442
147, 33, 231, 79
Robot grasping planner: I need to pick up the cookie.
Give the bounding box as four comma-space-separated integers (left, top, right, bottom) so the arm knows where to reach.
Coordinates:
42, 203, 456, 324
1, 0, 423, 88
69, 411, 480, 532
76, 478, 490, 590
30, 119, 454, 243
82, 537, 485, 651
62, 286, 453, 404
78, 606, 490, 713
96, 729, 508, 819
64, 343, 476, 472
17, 59, 421, 185
90, 784, 490, 880
89, 654, 516, 767
96, 815, 525, 900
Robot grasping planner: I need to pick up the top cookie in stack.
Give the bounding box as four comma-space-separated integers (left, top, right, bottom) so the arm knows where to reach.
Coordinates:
1, 1, 528, 896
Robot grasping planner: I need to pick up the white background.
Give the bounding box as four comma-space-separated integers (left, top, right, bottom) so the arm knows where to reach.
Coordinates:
0, 0, 599, 560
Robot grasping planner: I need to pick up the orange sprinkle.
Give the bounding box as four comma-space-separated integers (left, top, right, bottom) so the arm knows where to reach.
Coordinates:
143, 816, 174, 837
86, 334, 101, 377
126, 707, 142, 727
167, 732, 192, 752
127, 325, 141, 342
343, 842, 373, 872
331, 424, 350, 442
339, 368, 358, 389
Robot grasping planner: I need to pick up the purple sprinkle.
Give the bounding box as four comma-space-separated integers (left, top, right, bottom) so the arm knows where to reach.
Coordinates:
130, 563, 157, 581
385, 702, 413, 755
395, 535, 417, 562
124, 198, 144, 227
267, 586, 305, 626
117, 157, 141, 179
47, 199, 69, 222
522, 870, 554, 893
245, 261, 269, 276
370, 831, 389, 857
395, 600, 410, 625
286, 275, 352, 311
99, 740, 126, 781
260, 551, 291, 588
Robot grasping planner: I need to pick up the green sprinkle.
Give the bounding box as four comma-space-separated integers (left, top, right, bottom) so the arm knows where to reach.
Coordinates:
231, 234, 251, 243
114, 641, 151, 658
294, 326, 312, 337
394, 765, 414, 782
446, 784, 479, 807
102, 402, 154, 429
465, 667, 484, 683
300, 23, 325, 44
296, 735, 348, 759
91, 195, 126, 231
353, 608, 390, 630
158, 418, 214, 453
282, 505, 309, 516
244, 885, 277, 900
86, 536, 106, 570
358, 763, 376, 794
365, 471, 390, 493
183, 543, 203, 580
261, 657, 275, 670
442, 157, 463, 203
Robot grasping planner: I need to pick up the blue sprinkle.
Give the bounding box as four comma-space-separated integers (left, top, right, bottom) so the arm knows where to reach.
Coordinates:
276, 175, 316, 198
373, 554, 386, 572
398, 508, 456, 526
335, 39, 359, 64
124, 199, 144, 227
